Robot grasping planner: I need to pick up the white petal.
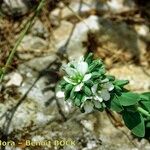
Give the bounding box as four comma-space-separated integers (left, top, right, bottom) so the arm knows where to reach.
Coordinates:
63, 76, 76, 85
101, 78, 109, 83
74, 82, 84, 91
95, 95, 103, 102
78, 56, 84, 62
94, 100, 101, 108
83, 73, 92, 82
76, 62, 88, 75
56, 91, 65, 98
65, 67, 77, 76
84, 101, 94, 113
103, 82, 114, 91
101, 89, 110, 101
91, 84, 98, 94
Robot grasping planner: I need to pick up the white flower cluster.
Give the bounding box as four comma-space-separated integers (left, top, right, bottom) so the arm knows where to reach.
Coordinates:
63, 57, 92, 92
58, 55, 114, 113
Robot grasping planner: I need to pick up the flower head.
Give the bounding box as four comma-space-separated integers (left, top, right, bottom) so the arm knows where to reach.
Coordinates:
63, 57, 91, 91
60, 53, 117, 113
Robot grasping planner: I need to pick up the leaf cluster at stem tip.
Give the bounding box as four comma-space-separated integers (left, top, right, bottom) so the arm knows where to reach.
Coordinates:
57, 53, 150, 137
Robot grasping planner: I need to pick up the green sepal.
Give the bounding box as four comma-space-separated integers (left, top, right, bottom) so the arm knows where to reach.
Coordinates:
84, 53, 94, 64
84, 80, 93, 87
75, 94, 82, 106
83, 86, 92, 96
70, 87, 76, 99
89, 60, 102, 72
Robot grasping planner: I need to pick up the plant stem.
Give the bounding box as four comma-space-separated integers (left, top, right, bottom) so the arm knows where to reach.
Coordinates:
0, 0, 46, 83
137, 107, 150, 117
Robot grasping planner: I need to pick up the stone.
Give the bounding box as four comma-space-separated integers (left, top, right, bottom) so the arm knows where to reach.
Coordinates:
17, 35, 48, 52
50, 8, 61, 27
18, 54, 57, 107
61, 0, 136, 19
5, 72, 23, 87
1, 0, 31, 16
66, 15, 100, 60
53, 20, 73, 51
17, 35, 49, 59
31, 19, 49, 38
106, 0, 136, 13
109, 65, 150, 92
54, 16, 100, 60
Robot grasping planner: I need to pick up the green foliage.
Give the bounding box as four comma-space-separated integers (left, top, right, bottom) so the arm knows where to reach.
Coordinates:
114, 80, 129, 87
59, 53, 150, 138
106, 94, 124, 112
118, 92, 140, 106
83, 86, 92, 96
122, 111, 145, 137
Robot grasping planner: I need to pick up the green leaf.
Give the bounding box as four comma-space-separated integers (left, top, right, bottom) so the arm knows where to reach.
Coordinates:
122, 111, 145, 137
65, 84, 73, 99
84, 80, 93, 87
84, 53, 94, 64
91, 72, 101, 78
146, 122, 150, 128
60, 80, 67, 89
139, 93, 150, 114
140, 101, 150, 112
118, 92, 140, 106
114, 85, 122, 95
106, 75, 115, 81
83, 86, 92, 96
70, 87, 76, 99
65, 84, 73, 91
106, 94, 123, 112
89, 60, 102, 72
114, 80, 129, 87
75, 98, 81, 106
125, 105, 137, 112
140, 92, 150, 101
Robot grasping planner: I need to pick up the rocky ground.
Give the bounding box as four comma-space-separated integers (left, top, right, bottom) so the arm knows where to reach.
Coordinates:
0, 0, 150, 150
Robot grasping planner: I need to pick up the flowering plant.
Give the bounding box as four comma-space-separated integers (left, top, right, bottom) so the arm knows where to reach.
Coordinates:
58, 53, 150, 137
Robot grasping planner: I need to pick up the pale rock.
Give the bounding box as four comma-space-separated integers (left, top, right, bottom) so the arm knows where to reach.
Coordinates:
61, 0, 136, 19
32, 135, 45, 142
1, 0, 30, 16
81, 120, 94, 131
58, 15, 100, 60
35, 112, 54, 126
134, 25, 150, 41
18, 55, 57, 108
6, 72, 23, 87
106, 0, 136, 13
61, 0, 95, 19
67, 15, 100, 60
50, 8, 61, 27
109, 65, 150, 92
54, 16, 100, 59
17, 35, 48, 52
54, 20, 73, 50
56, 91, 65, 98
31, 20, 49, 38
